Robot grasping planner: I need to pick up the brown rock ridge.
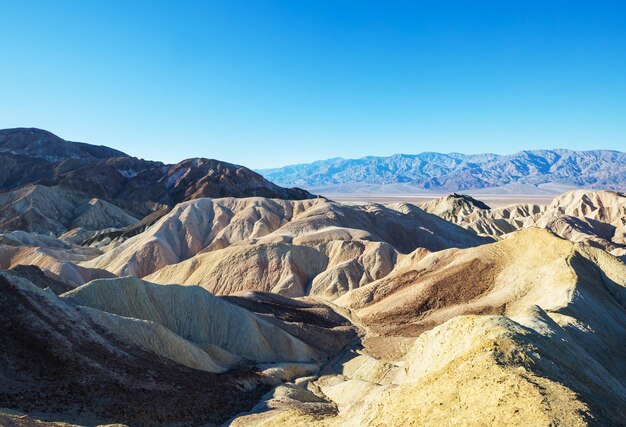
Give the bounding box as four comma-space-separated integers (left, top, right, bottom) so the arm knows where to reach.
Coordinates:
0, 128, 314, 237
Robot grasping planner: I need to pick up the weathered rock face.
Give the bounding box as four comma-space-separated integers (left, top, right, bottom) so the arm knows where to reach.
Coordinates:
1, 129, 625, 426
338, 228, 626, 358
0, 185, 139, 235
223, 291, 357, 356
419, 193, 492, 221
534, 190, 626, 255
0, 271, 359, 425
62, 276, 325, 364
0, 271, 272, 426
2, 192, 626, 426
0, 128, 313, 203
260, 149, 626, 190
153, 158, 314, 204
147, 243, 329, 297
83, 197, 489, 300
0, 241, 112, 288
232, 228, 626, 426
422, 190, 626, 258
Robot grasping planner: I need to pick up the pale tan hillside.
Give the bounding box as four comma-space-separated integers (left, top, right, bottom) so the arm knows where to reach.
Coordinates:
145, 239, 399, 299
419, 192, 544, 236
0, 243, 111, 287
234, 312, 625, 426
79, 304, 236, 373
308, 240, 398, 298
534, 190, 626, 256
57, 227, 104, 245
464, 202, 543, 235
0, 271, 287, 426
69, 198, 138, 231
546, 189, 626, 220
231, 229, 626, 426
61, 276, 325, 364
337, 229, 626, 373
0, 184, 138, 235
3, 191, 626, 426
421, 190, 626, 258
146, 243, 328, 297
82, 196, 489, 277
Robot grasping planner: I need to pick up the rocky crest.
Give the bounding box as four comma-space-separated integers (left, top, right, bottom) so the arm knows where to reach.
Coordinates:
0, 128, 314, 236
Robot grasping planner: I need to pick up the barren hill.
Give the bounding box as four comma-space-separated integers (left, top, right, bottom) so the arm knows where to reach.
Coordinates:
0, 128, 314, 236
82, 197, 488, 291
233, 228, 626, 426
422, 190, 626, 259
0, 130, 624, 426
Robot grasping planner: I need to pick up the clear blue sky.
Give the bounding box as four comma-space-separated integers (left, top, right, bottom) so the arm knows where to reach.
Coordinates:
1, 1, 625, 168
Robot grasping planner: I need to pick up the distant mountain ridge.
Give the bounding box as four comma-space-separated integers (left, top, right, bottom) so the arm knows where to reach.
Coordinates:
259, 149, 626, 191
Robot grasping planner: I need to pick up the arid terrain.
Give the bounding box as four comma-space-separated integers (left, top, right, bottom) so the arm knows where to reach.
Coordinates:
1, 129, 625, 426
319, 192, 558, 208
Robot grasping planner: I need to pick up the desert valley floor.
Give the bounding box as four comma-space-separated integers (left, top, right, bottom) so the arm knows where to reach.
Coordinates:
0, 129, 625, 426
